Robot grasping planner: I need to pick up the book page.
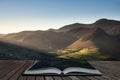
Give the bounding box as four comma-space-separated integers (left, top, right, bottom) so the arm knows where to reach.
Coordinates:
24, 60, 99, 75
63, 67, 102, 75
24, 67, 62, 75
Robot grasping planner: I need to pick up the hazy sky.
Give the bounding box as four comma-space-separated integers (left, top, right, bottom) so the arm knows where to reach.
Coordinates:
0, 0, 120, 34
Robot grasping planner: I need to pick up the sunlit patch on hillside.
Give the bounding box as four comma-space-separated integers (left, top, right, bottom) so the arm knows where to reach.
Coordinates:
57, 48, 116, 60
79, 48, 89, 54
57, 48, 96, 59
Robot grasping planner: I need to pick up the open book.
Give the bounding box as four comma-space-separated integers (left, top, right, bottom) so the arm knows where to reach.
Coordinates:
23, 60, 102, 76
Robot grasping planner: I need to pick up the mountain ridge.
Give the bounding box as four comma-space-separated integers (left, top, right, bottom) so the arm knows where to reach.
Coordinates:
2, 30, 77, 51
58, 18, 120, 36
1, 18, 120, 59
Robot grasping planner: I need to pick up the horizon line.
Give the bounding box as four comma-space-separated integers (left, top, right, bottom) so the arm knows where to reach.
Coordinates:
0, 18, 120, 34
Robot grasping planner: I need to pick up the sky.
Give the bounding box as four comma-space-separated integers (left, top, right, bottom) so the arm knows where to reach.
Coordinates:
0, 0, 120, 34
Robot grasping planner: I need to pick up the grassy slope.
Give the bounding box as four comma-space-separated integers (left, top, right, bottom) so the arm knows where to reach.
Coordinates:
57, 48, 119, 60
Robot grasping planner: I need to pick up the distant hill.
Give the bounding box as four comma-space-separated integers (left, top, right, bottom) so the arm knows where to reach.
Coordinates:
0, 34, 5, 38
2, 30, 77, 51
59, 18, 120, 36
58, 23, 89, 32
92, 18, 120, 35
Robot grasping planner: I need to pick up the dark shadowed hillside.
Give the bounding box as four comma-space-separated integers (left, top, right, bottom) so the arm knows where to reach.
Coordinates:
0, 40, 56, 59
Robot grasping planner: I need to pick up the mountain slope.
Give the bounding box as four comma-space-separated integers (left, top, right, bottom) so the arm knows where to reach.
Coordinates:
0, 40, 55, 59
67, 27, 120, 58
0, 34, 5, 38
58, 23, 89, 32
2, 30, 77, 51
59, 18, 120, 36
92, 18, 120, 35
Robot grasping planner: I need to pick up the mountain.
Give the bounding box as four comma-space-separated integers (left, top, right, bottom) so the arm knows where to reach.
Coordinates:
1, 18, 120, 59
67, 27, 108, 48
66, 27, 93, 38
59, 18, 120, 36
92, 18, 120, 35
67, 27, 120, 58
2, 30, 77, 51
58, 23, 89, 32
